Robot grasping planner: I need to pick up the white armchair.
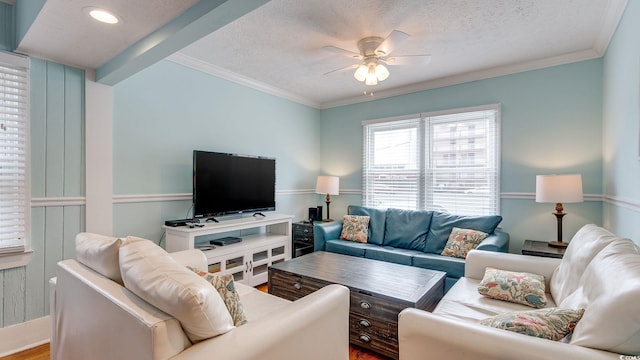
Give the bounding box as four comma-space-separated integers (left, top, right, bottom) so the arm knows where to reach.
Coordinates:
50, 233, 350, 360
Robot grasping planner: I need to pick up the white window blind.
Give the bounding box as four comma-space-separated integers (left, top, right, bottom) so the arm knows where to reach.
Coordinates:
0, 52, 29, 256
363, 105, 500, 216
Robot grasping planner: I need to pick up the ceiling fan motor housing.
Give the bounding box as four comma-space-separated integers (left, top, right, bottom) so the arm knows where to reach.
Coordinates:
357, 36, 386, 57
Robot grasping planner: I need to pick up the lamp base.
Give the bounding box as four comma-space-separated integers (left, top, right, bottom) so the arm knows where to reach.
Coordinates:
548, 241, 568, 248
322, 218, 333, 222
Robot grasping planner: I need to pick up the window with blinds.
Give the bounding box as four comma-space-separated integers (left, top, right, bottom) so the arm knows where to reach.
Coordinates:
363, 105, 500, 216
0, 52, 29, 257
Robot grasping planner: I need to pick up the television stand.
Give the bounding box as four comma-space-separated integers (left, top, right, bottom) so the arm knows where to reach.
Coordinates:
163, 213, 293, 286
253, 212, 266, 218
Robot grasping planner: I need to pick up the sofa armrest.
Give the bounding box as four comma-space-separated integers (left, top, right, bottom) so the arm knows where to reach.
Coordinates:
52, 260, 190, 360
313, 220, 343, 251
464, 250, 561, 286
169, 249, 207, 270
173, 284, 350, 360
476, 228, 509, 252
398, 308, 619, 360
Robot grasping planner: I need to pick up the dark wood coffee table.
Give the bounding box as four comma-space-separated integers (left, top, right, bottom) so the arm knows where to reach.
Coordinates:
268, 251, 445, 359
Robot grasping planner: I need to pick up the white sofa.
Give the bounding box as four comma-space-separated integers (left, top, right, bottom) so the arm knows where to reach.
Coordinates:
50, 233, 350, 360
398, 224, 640, 360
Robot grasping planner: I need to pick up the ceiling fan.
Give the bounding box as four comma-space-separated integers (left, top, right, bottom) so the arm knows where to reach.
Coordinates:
323, 30, 431, 86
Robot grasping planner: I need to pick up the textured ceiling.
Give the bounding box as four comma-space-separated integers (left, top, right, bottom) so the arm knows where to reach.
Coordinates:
176, 0, 622, 108
16, 0, 627, 108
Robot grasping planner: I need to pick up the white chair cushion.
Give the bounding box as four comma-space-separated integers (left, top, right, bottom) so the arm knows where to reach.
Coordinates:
433, 277, 557, 323
75, 233, 124, 284
549, 224, 621, 303
559, 239, 640, 355
119, 236, 234, 342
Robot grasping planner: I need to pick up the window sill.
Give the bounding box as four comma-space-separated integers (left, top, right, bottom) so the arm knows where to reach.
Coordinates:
0, 250, 33, 270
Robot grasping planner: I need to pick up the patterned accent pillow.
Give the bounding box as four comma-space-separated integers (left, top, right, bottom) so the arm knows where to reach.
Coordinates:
190, 268, 248, 326
480, 308, 585, 341
441, 227, 488, 258
478, 267, 547, 308
340, 215, 370, 243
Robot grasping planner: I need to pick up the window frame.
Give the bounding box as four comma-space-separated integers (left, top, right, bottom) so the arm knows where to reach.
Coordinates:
362, 104, 501, 215
0, 51, 32, 270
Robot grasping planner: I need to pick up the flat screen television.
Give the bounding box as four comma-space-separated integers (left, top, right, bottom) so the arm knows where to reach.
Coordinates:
193, 150, 276, 219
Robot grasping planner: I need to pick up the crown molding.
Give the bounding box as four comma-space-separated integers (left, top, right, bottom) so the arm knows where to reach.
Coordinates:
593, 0, 629, 56
320, 49, 602, 109
166, 53, 321, 109
170, 47, 602, 110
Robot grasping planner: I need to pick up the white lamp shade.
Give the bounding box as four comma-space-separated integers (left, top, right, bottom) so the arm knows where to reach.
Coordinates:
375, 63, 389, 81
315, 176, 339, 195
354, 64, 368, 81
535, 174, 583, 203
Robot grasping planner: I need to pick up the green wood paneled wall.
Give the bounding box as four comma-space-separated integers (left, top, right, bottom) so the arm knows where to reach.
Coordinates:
0, 58, 85, 327
0, 2, 15, 51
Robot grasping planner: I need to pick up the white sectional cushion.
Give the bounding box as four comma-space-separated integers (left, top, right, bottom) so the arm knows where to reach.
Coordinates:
119, 236, 234, 342
559, 239, 640, 355
549, 224, 621, 303
75, 233, 124, 284
234, 283, 290, 322
434, 277, 556, 323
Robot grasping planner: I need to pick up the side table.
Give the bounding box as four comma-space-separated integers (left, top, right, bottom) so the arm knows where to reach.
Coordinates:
521, 240, 566, 259
292, 221, 314, 258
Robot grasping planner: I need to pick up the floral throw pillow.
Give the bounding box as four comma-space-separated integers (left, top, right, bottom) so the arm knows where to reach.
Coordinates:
340, 215, 370, 243
480, 307, 585, 341
190, 268, 248, 326
478, 267, 547, 308
441, 227, 488, 258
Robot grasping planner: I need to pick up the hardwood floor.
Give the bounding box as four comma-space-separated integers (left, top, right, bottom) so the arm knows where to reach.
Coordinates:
2, 284, 387, 360
0, 342, 386, 360
0, 344, 49, 360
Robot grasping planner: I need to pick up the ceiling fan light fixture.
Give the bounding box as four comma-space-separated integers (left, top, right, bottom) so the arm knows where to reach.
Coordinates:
375, 64, 389, 81
365, 65, 378, 85
354, 64, 368, 82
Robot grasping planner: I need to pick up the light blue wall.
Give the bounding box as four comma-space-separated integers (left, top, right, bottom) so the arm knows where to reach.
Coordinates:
112, 60, 321, 241
602, 0, 640, 244
320, 59, 604, 253
0, 59, 85, 327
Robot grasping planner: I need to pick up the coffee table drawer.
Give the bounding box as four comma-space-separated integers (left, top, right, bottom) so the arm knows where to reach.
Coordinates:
350, 291, 405, 324
349, 314, 398, 356
268, 270, 332, 301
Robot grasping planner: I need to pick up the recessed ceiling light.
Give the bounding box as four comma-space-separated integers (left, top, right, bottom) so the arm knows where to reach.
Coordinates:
83, 7, 120, 24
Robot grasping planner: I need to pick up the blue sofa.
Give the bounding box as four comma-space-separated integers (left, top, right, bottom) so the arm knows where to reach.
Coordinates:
314, 205, 510, 291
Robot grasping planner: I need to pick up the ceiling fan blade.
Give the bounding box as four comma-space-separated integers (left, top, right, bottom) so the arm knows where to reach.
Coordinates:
384, 55, 432, 66
323, 63, 359, 76
322, 45, 361, 59
375, 30, 410, 56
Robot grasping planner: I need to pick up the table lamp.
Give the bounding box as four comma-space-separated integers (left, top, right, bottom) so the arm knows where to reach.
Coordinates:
315, 176, 339, 221
535, 174, 583, 248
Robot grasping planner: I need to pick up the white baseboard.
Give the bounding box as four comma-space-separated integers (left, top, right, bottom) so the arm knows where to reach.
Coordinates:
0, 316, 50, 357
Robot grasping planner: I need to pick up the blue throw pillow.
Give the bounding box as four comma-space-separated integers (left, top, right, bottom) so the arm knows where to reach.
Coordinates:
348, 205, 386, 245
424, 211, 502, 254
383, 208, 433, 251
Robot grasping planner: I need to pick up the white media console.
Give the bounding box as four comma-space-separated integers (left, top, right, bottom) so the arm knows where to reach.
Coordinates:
163, 213, 293, 286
